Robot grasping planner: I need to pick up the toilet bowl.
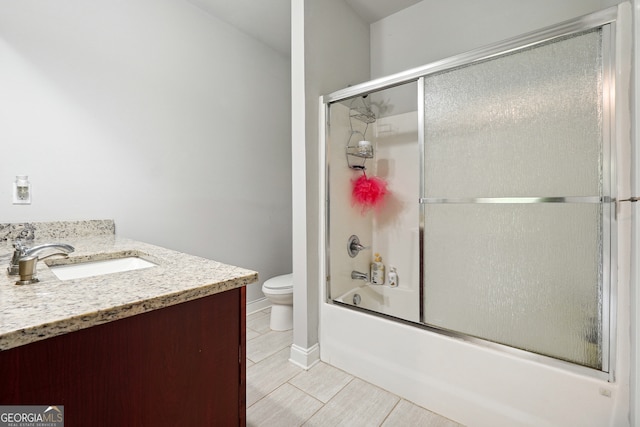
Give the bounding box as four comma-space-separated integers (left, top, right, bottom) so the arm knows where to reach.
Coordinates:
262, 273, 293, 331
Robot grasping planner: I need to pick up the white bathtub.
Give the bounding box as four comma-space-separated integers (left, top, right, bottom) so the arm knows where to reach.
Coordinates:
334, 284, 419, 323
321, 295, 629, 427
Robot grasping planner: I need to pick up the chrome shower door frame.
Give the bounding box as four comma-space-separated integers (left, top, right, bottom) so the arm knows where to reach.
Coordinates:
322, 5, 624, 380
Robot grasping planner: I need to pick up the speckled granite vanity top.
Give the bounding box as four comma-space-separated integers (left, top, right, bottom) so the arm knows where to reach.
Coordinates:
0, 220, 258, 351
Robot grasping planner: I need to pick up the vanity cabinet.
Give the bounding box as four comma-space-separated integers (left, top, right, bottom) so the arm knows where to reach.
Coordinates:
0, 286, 246, 426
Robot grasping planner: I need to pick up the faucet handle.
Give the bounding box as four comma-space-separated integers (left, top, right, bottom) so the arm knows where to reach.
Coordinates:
347, 235, 370, 258
8, 242, 27, 275
12, 240, 26, 253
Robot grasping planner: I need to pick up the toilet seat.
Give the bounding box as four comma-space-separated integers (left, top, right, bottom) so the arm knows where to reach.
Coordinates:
262, 273, 293, 294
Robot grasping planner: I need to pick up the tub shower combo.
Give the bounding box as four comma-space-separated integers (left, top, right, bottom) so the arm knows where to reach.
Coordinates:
321, 5, 632, 425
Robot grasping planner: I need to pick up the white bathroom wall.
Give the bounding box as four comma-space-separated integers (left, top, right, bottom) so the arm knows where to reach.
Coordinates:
370, 110, 420, 320
326, 102, 420, 322
370, 0, 618, 79
629, 0, 640, 426
326, 102, 374, 300
0, 0, 291, 303
631, 1, 640, 424
291, 0, 370, 367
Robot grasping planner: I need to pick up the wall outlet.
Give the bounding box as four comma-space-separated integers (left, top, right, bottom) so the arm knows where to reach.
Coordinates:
12, 175, 31, 205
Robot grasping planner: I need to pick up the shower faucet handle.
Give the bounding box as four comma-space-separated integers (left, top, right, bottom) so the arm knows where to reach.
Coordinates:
347, 235, 370, 258
351, 241, 369, 252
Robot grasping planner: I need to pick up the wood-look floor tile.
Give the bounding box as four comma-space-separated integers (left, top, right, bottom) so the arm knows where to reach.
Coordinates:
247, 330, 293, 363
382, 399, 464, 426
246, 328, 261, 341
247, 307, 270, 318
247, 310, 272, 334
244, 310, 459, 427
289, 362, 353, 403
303, 378, 399, 427
247, 383, 323, 427
247, 347, 303, 407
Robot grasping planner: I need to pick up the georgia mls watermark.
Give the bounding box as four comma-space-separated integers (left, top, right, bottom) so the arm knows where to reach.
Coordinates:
0, 406, 63, 427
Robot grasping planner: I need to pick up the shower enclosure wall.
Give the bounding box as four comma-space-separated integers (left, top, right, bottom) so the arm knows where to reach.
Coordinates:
320, 4, 631, 426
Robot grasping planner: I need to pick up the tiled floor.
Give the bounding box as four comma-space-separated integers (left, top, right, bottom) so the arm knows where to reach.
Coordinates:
246, 308, 464, 427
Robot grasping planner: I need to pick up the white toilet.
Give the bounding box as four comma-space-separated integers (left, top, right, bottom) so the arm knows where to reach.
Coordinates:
261, 273, 293, 331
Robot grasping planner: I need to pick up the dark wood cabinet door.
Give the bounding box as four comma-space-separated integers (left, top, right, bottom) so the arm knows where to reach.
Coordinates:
0, 287, 246, 427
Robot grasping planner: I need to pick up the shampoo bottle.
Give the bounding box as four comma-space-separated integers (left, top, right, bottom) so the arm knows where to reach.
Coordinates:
370, 253, 385, 285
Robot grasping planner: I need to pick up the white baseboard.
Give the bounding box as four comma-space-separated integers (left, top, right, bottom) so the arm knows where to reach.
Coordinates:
289, 343, 321, 370
246, 297, 271, 315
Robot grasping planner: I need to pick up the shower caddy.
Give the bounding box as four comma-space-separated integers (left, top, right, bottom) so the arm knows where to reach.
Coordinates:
345, 96, 375, 170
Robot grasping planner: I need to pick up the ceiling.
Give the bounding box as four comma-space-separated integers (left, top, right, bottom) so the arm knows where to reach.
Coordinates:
344, 0, 423, 24
187, 0, 423, 56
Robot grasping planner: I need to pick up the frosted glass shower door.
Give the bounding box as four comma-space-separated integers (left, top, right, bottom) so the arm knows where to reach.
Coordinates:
421, 29, 610, 370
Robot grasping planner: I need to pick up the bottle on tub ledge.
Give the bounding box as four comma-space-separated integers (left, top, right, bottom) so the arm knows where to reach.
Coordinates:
387, 266, 398, 287
370, 253, 385, 285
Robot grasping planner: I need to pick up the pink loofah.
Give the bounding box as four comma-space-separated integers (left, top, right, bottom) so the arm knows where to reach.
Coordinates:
351, 172, 388, 214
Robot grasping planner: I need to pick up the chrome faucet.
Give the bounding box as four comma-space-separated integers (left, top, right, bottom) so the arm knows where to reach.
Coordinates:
351, 270, 369, 282
7, 241, 75, 276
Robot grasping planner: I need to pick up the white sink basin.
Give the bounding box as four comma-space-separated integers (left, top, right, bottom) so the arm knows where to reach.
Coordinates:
50, 257, 157, 280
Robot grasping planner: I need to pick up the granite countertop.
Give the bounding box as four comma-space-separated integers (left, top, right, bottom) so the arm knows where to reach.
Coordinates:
0, 234, 258, 351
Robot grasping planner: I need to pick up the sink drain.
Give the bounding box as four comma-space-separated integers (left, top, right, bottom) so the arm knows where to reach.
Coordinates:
352, 293, 361, 305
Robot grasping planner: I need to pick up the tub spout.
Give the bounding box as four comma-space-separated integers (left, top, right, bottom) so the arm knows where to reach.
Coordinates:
351, 270, 369, 281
